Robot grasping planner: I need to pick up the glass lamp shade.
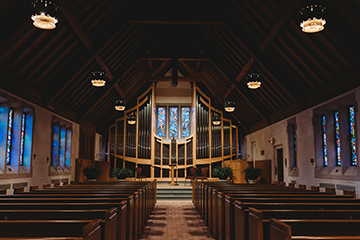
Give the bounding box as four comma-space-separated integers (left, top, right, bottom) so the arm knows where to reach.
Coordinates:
224, 101, 235, 112
115, 100, 126, 111
91, 71, 106, 87
31, 0, 59, 30
247, 81, 261, 89
212, 116, 221, 125
127, 115, 136, 125
247, 72, 261, 89
299, 4, 326, 33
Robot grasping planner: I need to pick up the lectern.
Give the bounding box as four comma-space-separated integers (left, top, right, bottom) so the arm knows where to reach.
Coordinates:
169, 163, 177, 186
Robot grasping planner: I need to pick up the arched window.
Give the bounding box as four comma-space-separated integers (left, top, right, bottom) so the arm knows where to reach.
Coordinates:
157, 106, 190, 138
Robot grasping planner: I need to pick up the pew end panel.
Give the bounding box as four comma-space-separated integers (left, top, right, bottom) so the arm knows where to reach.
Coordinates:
269, 218, 291, 240
248, 207, 263, 240
234, 201, 246, 240
224, 195, 234, 240
84, 219, 102, 240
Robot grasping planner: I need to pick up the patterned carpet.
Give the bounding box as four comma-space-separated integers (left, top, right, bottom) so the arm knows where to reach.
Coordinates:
139, 200, 215, 240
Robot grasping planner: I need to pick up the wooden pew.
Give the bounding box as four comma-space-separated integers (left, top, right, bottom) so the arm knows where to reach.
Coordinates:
0, 197, 131, 240
234, 201, 360, 240
0, 208, 117, 240
249, 208, 360, 240
4, 181, 156, 240
269, 218, 360, 240
0, 219, 102, 240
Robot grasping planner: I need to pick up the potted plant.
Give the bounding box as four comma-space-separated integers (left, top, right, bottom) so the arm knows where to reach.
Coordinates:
83, 167, 102, 181
111, 167, 134, 180
212, 166, 233, 180
243, 167, 263, 184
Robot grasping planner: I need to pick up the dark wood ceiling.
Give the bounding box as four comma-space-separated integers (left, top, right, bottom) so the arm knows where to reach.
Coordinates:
1, 0, 360, 134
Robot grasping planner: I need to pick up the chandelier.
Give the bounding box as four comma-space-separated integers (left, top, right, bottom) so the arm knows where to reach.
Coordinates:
224, 101, 235, 112
115, 100, 126, 111
212, 115, 221, 125
91, 71, 106, 87
299, 4, 326, 33
31, 0, 59, 30
247, 72, 261, 89
127, 115, 136, 125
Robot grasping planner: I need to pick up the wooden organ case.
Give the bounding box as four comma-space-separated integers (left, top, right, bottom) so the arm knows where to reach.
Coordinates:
108, 83, 239, 180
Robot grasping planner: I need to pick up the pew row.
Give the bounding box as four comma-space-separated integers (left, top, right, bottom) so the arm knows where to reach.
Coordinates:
249, 208, 360, 240
269, 218, 360, 240
0, 219, 102, 240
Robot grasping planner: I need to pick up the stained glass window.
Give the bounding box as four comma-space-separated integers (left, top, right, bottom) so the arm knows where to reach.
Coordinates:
293, 125, 297, 167
66, 129, 72, 166
6, 108, 14, 165
157, 107, 166, 137
19, 113, 26, 166
181, 107, 190, 137
169, 107, 178, 137
52, 124, 59, 166
59, 126, 66, 168
349, 106, 357, 166
322, 115, 328, 166
335, 111, 341, 166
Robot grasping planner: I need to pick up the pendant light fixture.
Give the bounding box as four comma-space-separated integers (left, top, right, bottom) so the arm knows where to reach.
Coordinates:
224, 100, 235, 112
127, 114, 136, 125
299, 4, 326, 33
212, 115, 221, 125
247, 72, 261, 89
31, 0, 59, 30
91, 71, 106, 87
115, 100, 126, 111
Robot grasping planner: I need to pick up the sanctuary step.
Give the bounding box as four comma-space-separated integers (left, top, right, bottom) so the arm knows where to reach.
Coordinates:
156, 181, 192, 200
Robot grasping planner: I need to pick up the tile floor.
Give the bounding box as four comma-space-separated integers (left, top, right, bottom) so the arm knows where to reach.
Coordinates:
139, 200, 215, 240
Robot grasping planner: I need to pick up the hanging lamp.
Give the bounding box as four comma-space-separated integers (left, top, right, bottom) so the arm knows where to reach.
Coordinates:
299, 4, 326, 33
91, 71, 106, 87
224, 101, 235, 112
115, 100, 126, 111
212, 115, 221, 125
31, 0, 59, 30
247, 72, 261, 89
127, 115, 136, 125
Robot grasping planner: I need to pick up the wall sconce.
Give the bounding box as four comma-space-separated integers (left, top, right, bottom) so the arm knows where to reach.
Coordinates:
310, 158, 314, 165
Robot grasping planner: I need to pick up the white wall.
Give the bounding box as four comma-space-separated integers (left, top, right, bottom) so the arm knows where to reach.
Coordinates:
0, 89, 79, 190
244, 86, 360, 196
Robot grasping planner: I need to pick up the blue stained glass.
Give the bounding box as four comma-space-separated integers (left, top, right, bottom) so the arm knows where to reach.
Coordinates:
52, 125, 59, 166
181, 107, 190, 137
59, 127, 66, 168
293, 125, 297, 167
169, 107, 178, 137
157, 107, 166, 137
350, 106, 357, 166
335, 111, 341, 166
322, 116, 328, 166
20, 113, 26, 166
66, 129, 71, 167
6, 109, 14, 165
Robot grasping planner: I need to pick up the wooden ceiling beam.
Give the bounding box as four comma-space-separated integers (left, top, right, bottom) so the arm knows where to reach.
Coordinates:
223, 0, 301, 99
181, 61, 250, 133
58, 0, 93, 51
128, 20, 223, 25
147, 76, 202, 82
58, 0, 119, 86
139, 55, 212, 61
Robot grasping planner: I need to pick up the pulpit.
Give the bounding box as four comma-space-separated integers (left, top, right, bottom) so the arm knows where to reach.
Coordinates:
169, 164, 177, 186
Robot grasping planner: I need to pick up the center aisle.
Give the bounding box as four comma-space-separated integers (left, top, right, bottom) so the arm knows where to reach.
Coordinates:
139, 200, 215, 240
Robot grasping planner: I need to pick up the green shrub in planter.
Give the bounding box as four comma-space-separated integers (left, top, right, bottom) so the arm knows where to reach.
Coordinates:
111, 167, 134, 179
83, 167, 102, 180
212, 166, 233, 180
243, 167, 263, 181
